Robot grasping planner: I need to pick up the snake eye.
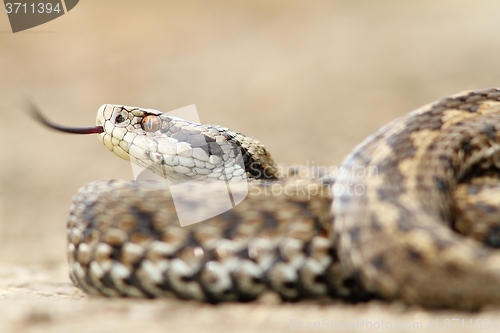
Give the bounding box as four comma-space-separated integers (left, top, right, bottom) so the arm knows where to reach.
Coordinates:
142, 115, 160, 132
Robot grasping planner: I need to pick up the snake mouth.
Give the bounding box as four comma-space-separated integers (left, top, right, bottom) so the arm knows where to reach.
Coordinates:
27, 102, 104, 134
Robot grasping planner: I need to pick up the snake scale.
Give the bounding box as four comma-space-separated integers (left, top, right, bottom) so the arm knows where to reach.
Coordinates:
30, 88, 500, 310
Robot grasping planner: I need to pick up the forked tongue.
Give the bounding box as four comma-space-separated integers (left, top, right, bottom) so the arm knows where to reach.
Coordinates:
27, 102, 103, 134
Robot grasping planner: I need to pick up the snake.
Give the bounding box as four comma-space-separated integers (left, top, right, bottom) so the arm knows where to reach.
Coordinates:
29, 88, 500, 310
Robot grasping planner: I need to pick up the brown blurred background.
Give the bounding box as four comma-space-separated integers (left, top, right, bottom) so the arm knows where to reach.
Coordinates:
2, 1, 500, 331
3, 0, 500, 265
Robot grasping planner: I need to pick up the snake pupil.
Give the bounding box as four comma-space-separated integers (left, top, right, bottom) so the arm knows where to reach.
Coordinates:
142, 115, 160, 132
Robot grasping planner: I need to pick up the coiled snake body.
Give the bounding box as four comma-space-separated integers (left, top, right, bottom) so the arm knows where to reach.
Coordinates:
31, 88, 500, 310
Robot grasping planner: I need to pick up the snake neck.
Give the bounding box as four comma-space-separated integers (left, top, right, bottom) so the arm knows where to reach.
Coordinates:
225, 130, 279, 180
95, 104, 279, 182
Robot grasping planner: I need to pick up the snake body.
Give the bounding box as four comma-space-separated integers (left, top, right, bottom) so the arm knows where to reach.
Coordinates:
33, 88, 500, 309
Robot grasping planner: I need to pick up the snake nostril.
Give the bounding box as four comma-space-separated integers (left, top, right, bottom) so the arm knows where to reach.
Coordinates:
115, 114, 126, 124
142, 115, 160, 132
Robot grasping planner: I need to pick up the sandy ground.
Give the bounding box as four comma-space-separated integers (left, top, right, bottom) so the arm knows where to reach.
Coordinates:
3, 1, 500, 332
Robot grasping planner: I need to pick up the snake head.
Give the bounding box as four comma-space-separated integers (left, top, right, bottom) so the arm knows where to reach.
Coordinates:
30, 102, 278, 182
97, 104, 256, 182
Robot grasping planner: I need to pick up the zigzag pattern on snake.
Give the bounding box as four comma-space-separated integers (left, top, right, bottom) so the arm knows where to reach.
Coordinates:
30, 88, 500, 310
